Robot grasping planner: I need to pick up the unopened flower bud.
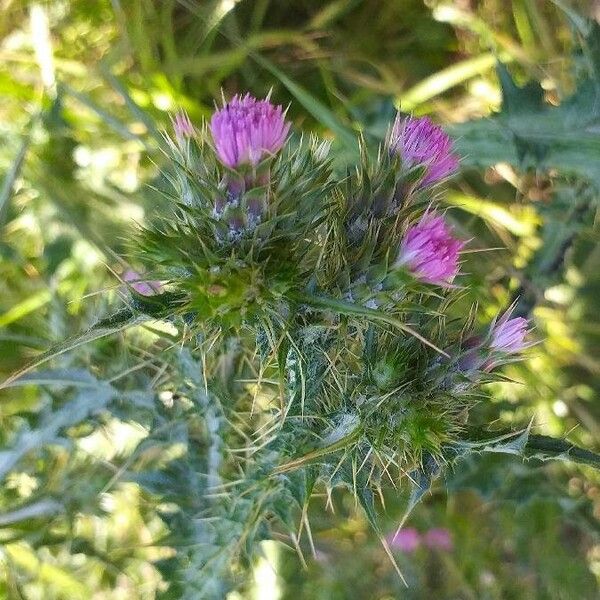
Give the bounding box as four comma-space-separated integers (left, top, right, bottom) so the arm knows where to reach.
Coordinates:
489, 308, 529, 354
172, 110, 194, 141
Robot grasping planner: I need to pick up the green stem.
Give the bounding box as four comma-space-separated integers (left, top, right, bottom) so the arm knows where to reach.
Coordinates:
524, 434, 600, 470
465, 429, 600, 471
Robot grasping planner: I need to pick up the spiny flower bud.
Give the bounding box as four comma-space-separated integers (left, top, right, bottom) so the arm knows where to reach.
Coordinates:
123, 270, 162, 297
489, 308, 529, 353
395, 212, 464, 285
172, 110, 194, 141
210, 93, 290, 169
389, 115, 459, 186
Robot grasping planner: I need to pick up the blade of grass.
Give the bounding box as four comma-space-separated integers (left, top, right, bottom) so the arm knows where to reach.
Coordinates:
60, 83, 144, 145
0, 310, 146, 390
445, 191, 538, 237
252, 53, 357, 151
433, 4, 536, 70
398, 53, 505, 111
0, 290, 52, 328
0, 133, 31, 225
512, 0, 536, 52
99, 65, 163, 143
309, 0, 362, 30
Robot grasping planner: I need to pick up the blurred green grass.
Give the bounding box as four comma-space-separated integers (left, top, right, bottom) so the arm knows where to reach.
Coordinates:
1, 0, 600, 598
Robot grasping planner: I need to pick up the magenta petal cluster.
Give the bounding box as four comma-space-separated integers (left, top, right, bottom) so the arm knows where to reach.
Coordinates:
490, 308, 529, 353
388, 527, 453, 553
123, 270, 162, 297
210, 93, 290, 168
390, 115, 459, 186
396, 212, 464, 285
423, 528, 453, 551
388, 528, 421, 553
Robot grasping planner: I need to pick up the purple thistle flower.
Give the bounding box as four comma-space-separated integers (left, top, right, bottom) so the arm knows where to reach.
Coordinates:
489, 307, 529, 353
423, 528, 453, 551
123, 270, 162, 297
172, 110, 194, 140
388, 527, 421, 553
210, 93, 290, 169
389, 115, 459, 186
396, 212, 464, 285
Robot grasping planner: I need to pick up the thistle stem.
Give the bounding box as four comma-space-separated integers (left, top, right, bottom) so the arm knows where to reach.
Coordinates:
465, 430, 600, 471
522, 434, 600, 469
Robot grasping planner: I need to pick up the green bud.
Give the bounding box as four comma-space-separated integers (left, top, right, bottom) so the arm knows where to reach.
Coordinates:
371, 353, 407, 390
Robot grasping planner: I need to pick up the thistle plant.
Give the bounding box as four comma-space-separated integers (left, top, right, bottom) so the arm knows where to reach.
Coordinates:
4, 88, 599, 597
114, 93, 539, 593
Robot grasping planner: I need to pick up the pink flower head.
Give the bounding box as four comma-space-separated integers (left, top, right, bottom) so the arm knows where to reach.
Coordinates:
172, 110, 194, 140
489, 307, 529, 353
388, 527, 421, 553
423, 528, 453, 551
123, 270, 162, 297
210, 93, 290, 168
396, 212, 464, 285
389, 115, 459, 186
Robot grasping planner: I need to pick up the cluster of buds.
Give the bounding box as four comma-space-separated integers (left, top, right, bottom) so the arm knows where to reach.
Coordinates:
454, 304, 531, 379
152, 94, 533, 376
128, 92, 535, 588
489, 306, 530, 354
148, 92, 534, 386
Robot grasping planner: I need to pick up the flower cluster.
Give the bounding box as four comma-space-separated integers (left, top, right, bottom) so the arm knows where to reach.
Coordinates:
157, 92, 532, 375
162, 91, 530, 358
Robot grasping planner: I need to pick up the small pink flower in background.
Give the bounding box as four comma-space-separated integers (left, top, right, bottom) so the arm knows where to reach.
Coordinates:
389, 115, 459, 186
123, 270, 162, 297
395, 212, 464, 285
388, 527, 421, 553
423, 528, 453, 551
172, 110, 195, 140
210, 93, 290, 169
489, 307, 530, 353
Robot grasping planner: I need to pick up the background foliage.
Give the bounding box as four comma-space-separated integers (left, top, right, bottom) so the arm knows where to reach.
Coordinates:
1, 0, 600, 598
